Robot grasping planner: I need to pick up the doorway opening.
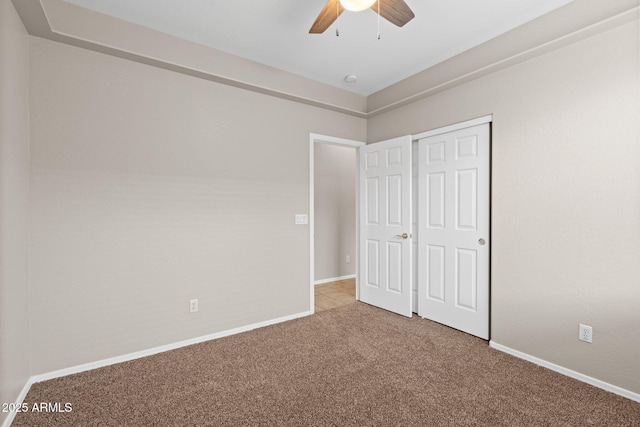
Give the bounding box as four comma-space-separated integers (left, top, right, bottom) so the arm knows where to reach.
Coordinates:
309, 134, 365, 313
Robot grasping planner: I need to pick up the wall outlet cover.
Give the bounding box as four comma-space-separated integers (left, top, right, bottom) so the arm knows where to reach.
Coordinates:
579, 324, 592, 343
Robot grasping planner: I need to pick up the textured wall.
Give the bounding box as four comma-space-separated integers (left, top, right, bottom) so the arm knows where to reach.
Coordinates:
0, 0, 31, 421
314, 143, 356, 282
368, 20, 640, 394
29, 37, 366, 374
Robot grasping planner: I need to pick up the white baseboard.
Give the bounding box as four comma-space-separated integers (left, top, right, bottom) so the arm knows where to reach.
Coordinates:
1, 378, 33, 427
489, 341, 640, 403
314, 274, 356, 285
2, 310, 312, 427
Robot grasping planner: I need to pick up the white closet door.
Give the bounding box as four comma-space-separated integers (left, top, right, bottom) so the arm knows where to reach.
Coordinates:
418, 123, 490, 339
359, 136, 413, 317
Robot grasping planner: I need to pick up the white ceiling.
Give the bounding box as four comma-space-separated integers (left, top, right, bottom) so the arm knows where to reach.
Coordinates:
62, 0, 573, 96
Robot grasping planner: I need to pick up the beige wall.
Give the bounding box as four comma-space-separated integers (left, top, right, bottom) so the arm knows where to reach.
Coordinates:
314, 143, 357, 282
29, 37, 366, 374
368, 20, 640, 394
0, 0, 31, 421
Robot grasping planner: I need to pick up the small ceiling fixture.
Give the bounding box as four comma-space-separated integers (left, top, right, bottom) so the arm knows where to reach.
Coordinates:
344, 74, 358, 83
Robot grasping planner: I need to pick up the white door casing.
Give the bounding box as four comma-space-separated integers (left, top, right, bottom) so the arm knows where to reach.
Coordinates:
359, 136, 413, 317
417, 123, 490, 339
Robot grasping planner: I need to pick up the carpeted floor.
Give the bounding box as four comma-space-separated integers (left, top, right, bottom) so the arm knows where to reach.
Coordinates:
13, 302, 640, 426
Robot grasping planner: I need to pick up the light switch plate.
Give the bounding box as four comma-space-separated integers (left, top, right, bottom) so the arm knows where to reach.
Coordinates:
295, 214, 308, 225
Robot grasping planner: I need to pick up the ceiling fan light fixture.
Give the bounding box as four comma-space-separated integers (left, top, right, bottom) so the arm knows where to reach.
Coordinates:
339, 0, 376, 12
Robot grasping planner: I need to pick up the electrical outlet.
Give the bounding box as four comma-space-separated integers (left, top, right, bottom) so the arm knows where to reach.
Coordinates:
579, 324, 592, 343
346, 255, 350, 263
189, 299, 198, 313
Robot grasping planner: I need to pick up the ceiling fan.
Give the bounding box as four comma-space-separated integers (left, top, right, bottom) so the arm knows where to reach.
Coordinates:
309, 0, 415, 34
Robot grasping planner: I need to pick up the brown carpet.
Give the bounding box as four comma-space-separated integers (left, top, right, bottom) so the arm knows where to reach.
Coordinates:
13, 302, 640, 426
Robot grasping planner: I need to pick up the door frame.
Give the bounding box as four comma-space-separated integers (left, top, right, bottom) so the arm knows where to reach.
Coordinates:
412, 115, 492, 140
309, 133, 366, 313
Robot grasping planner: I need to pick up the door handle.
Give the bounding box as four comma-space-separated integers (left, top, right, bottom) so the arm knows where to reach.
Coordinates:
395, 233, 409, 239
478, 238, 486, 245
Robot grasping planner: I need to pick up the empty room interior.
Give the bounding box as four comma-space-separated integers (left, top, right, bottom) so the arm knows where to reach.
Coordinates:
1, 0, 639, 425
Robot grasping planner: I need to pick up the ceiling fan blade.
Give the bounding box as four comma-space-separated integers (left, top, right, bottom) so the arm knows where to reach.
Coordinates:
309, 0, 345, 34
371, 0, 415, 27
